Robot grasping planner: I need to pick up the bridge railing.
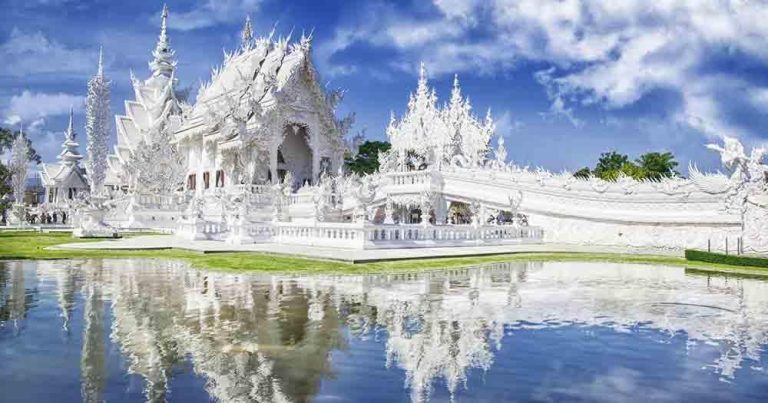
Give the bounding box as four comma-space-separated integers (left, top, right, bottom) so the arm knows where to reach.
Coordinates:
364, 224, 543, 245
386, 170, 434, 186
269, 221, 543, 249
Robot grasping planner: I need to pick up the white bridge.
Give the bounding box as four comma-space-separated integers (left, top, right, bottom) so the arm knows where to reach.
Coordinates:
104, 144, 765, 253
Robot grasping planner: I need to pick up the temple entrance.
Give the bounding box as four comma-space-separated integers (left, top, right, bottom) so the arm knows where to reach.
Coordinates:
275, 124, 312, 189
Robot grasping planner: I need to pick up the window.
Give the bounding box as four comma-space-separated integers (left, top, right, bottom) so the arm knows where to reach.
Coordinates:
215, 170, 225, 188
203, 172, 210, 189
187, 174, 197, 190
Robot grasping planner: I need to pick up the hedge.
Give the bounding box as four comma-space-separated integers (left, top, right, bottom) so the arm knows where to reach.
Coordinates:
685, 249, 768, 269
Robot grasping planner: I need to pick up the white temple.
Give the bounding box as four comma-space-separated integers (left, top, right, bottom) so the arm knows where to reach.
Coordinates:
39, 108, 89, 205
21, 5, 768, 253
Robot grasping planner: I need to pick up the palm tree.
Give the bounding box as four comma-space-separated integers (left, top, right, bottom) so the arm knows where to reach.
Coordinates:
636, 152, 679, 180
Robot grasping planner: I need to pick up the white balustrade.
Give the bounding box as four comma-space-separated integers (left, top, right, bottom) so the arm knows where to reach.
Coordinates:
264, 221, 542, 249
364, 224, 543, 247
387, 170, 432, 186
284, 193, 340, 206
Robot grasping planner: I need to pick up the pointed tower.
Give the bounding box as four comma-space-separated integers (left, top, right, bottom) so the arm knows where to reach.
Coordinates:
241, 15, 254, 49
86, 47, 111, 194
106, 4, 186, 193
149, 4, 176, 78
58, 107, 83, 167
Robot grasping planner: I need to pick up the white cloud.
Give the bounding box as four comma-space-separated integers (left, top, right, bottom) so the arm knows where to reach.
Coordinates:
320, 0, 768, 140
750, 88, 768, 113
0, 28, 97, 77
3, 91, 84, 126
494, 110, 524, 138
170, 0, 263, 31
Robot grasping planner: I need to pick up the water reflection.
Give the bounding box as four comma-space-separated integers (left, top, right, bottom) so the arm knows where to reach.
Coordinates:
1, 259, 767, 402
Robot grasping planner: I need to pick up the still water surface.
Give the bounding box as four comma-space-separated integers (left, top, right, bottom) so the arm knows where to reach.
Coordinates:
1, 259, 767, 402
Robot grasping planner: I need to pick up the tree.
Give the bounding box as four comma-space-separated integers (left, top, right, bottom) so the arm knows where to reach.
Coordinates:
344, 141, 391, 175
573, 167, 591, 178
593, 151, 629, 179
1, 127, 40, 222
636, 151, 679, 180
575, 149, 680, 181
85, 49, 111, 195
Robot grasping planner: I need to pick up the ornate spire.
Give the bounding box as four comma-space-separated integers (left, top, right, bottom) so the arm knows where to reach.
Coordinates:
241, 15, 254, 49
59, 106, 83, 166
149, 4, 176, 77
97, 46, 104, 77
449, 74, 463, 108
66, 106, 75, 141
418, 62, 428, 91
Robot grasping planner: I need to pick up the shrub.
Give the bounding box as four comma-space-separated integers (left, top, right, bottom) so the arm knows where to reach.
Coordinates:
685, 249, 768, 269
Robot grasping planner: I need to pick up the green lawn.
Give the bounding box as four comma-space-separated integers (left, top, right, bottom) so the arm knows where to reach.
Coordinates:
1, 230, 767, 276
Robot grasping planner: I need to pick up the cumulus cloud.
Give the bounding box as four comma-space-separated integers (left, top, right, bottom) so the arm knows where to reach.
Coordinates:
170, 0, 263, 31
0, 28, 97, 77
321, 0, 768, 139
3, 91, 84, 126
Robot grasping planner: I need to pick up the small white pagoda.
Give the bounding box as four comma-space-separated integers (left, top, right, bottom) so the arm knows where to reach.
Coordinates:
39, 108, 89, 205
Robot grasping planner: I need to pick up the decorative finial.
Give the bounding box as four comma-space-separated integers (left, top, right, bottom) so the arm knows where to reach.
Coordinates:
97, 46, 104, 76
453, 74, 459, 89
67, 106, 75, 140
419, 62, 427, 81
162, 3, 169, 33
150, 4, 176, 77
241, 15, 254, 48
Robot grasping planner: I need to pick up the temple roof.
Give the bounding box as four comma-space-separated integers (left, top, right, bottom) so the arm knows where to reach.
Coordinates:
175, 32, 317, 140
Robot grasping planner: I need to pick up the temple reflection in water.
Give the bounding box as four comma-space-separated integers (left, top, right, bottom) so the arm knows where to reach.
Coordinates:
2, 259, 768, 402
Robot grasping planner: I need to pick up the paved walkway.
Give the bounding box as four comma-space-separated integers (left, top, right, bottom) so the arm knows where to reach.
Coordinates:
50, 235, 683, 263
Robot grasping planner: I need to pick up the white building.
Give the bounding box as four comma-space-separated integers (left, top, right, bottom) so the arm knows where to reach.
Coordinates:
74, 5, 767, 253
39, 108, 89, 205
173, 24, 348, 193
105, 7, 348, 197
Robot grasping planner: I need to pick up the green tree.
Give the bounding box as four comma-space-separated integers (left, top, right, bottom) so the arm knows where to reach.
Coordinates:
344, 141, 391, 175
573, 167, 591, 178
593, 151, 630, 179
575, 149, 679, 181
636, 151, 678, 180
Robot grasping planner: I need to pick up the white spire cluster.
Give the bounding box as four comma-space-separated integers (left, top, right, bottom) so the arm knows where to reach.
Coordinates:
386, 63, 496, 169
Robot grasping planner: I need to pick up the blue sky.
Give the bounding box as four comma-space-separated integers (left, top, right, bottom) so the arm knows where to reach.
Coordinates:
2, 0, 768, 172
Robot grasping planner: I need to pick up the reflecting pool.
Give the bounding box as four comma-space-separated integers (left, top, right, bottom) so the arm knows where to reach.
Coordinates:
1, 259, 767, 402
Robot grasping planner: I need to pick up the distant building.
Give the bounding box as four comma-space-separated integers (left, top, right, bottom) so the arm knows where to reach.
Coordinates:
39, 108, 90, 205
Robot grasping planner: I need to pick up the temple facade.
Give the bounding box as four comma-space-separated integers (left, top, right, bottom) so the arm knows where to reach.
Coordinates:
173, 21, 348, 193
105, 7, 348, 197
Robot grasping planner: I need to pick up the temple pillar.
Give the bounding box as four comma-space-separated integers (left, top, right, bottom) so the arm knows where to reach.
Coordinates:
383, 196, 395, 224
434, 196, 448, 225
311, 134, 320, 184
269, 146, 278, 184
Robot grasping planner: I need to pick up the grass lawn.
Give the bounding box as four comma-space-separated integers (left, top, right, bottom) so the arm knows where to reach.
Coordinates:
1, 230, 767, 277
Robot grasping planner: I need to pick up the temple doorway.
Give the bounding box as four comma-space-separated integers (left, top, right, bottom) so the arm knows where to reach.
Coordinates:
276, 124, 313, 188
